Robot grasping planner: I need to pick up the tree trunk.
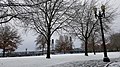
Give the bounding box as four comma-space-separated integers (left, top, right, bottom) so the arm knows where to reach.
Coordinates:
116, 47, 119, 51
92, 37, 96, 55
46, 37, 51, 59
64, 51, 65, 54
85, 38, 88, 56
46, 27, 51, 59
42, 46, 44, 55
3, 48, 5, 57
64, 49, 66, 54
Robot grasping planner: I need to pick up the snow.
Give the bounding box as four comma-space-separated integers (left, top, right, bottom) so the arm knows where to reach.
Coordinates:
108, 62, 120, 67
107, 61, 120, 67
0, 52, 120, 67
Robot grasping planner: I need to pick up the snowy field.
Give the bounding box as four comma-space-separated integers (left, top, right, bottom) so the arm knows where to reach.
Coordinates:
0, 52, 120, 67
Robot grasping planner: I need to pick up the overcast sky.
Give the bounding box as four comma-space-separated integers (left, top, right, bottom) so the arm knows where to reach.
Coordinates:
7, 0, 120, 52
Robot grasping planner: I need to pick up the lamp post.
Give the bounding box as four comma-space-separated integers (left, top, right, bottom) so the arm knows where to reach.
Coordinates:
93, 5, 110, 62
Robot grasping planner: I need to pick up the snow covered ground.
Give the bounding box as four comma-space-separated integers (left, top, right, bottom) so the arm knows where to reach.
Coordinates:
108, 62, 120, 67
0, 52, 120, 67
106, 59, 120, 67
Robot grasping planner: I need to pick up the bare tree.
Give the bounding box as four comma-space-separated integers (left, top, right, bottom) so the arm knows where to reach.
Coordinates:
35, 35, 47, 55
0, 0, 50, 24
55, 35, 73, 54
66, 0, 98, 56
17, 0, 78, 58
109, 33, 120, 51
0, 0, 24, 24
0, 25, 22, 57
66, 0, 117, 56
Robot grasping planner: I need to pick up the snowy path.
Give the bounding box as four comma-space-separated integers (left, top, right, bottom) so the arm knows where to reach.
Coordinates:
50, 60, 109, 67
108, 62, 120, 67
50, 58, 120, 67
0, 52, 120, 67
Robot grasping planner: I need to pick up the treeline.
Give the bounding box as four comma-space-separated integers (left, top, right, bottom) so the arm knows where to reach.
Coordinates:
81, 32, 120, 54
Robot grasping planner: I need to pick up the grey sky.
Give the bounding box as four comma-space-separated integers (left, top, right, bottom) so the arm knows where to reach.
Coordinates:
12, 0, 120, 52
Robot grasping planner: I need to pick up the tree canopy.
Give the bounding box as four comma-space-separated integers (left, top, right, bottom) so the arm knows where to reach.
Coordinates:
0, 26, 22, 57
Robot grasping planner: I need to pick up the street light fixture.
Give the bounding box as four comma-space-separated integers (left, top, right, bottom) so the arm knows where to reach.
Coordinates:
93, 5, 110, 62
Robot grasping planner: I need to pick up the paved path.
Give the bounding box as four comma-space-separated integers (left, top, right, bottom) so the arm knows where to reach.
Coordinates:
49, 58, 120, 67
105, 58, 120, 67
